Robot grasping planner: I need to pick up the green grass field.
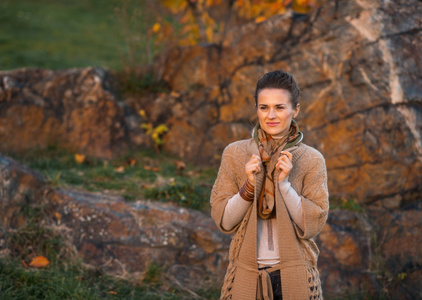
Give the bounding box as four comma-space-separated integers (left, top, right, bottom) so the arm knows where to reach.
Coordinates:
0, 0, 154, 71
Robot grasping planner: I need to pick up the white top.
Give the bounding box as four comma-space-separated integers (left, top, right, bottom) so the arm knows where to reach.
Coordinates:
221, 178, 304, 266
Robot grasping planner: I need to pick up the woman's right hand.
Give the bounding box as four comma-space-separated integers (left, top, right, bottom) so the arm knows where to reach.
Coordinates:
245, 154, 261, 186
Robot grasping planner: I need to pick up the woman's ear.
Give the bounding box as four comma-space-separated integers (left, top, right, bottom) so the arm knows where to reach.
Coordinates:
294, 104, 301, 118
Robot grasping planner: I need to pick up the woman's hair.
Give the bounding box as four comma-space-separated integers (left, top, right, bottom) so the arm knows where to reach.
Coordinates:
254, 70, 301, 108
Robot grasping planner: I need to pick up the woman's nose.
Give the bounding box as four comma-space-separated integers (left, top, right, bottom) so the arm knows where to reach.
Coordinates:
268, 108, 276, 118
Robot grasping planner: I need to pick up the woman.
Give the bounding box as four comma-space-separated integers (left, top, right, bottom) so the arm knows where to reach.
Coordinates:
210, 70, 329, 300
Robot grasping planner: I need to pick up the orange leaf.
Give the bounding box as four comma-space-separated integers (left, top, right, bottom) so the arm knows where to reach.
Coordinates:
152, 22, 161, 33
125, 158, 137, 167
75, 153, 85, 164
29, 256, 50, 268
255, 16, 267, 23
108, 291, 118, 295
170, 91, 180, 97
54, 212, 62, 225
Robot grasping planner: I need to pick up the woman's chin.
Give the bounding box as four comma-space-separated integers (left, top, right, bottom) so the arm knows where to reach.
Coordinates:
264, 127, 284, 136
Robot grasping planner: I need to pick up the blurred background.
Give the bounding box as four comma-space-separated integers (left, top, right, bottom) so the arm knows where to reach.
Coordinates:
0, 0, 421, 299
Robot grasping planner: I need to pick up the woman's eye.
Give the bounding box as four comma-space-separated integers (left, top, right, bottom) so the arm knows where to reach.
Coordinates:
260, 107, 268, 111
276, 106, 285, 110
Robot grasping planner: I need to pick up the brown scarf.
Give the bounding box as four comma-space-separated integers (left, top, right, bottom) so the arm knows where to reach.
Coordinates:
253, 120, 303, 219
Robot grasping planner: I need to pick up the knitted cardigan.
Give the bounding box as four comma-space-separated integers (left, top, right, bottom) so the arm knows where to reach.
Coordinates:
211, 138, 329, 300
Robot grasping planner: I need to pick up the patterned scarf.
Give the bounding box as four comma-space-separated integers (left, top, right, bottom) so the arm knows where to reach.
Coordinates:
253, 120, 303, 220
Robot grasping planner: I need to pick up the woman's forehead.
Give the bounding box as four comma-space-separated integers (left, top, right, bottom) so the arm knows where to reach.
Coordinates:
257, 88, 291, 105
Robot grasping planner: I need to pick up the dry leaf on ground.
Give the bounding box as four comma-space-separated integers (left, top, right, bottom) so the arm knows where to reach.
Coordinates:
114, 166, 125, 173
175, 160, 186, 171
75, 153, 85, 164
29, 256, 50, 268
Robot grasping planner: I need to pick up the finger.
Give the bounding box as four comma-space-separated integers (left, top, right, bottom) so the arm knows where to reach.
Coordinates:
278, 155, 289, 163
246, 164, 261, 173
281, 160, 292, 169
276, 161, 291, 171
278, 156, 291, 166
280, 151, 292, 161
276, 161, 284, 170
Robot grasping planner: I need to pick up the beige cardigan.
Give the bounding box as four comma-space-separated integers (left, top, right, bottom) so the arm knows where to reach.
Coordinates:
211, 138, 329, 299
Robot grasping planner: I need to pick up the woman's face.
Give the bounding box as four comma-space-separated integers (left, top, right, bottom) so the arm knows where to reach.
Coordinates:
256, 88, 300, 137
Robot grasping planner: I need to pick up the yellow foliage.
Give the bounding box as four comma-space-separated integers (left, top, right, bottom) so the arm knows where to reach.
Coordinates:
139, 109, 147, 118
155, 0, 323, 45
140, 110, 168, 152
205, 26, 214, 42
152, 23, 161, 33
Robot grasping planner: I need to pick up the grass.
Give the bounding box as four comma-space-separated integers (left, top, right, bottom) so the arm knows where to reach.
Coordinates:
0, 258, 204, 300
329, 196, 365, 213
6, 145, 217, 214
0, 0, 156, 71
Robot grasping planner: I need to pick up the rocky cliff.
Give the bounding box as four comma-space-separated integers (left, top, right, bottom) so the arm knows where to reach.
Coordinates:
0, 67, 147, 159
148, 0, 422, 205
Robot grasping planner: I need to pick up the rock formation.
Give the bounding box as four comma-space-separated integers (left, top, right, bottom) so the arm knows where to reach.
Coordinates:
148, 0, 421, 204
0, 67, 146, 159
141, 0, 421, 297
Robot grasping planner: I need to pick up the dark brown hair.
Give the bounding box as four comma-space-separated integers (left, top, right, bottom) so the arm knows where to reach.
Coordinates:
254, 70, 301, 108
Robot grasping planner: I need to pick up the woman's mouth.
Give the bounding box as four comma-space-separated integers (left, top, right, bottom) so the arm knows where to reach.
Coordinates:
266, 122, 279, 127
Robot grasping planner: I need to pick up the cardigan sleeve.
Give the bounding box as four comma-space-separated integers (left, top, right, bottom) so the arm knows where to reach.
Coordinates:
294, 150, 329, 240
210, 144, 245, 234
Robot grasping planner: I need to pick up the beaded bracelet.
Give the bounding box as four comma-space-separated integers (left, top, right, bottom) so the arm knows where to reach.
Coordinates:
239, 180, 255, 202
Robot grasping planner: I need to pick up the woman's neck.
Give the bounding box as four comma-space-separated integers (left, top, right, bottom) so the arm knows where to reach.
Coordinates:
271, 133, 287, 140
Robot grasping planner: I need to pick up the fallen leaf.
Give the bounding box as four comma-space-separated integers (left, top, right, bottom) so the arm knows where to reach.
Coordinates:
29, 256, 50, 268
125, 158, 137, 167
144, 165, 152, 170
255, 16, 267, 23
152, 167, 160, 172
170, 91, 180, 97
114, 166, 125, 173
54, 212, 62, 225
175, 160, 186, 171
108, 291, 118, 295
75, 153, 85, 164
21, 260, 28, 268
152, 22, 161, 33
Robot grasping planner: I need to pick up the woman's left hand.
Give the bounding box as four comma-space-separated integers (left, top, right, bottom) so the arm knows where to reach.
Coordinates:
276, 151, 293, 182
